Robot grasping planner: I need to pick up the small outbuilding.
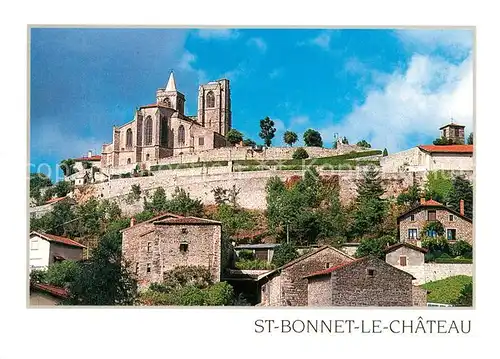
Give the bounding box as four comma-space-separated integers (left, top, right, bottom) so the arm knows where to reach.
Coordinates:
384, 242, 427, 267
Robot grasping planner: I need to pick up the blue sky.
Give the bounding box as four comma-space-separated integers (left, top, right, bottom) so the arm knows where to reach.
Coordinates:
30, 28, 473, 181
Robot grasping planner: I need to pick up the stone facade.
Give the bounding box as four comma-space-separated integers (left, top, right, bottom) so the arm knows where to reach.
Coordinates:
385, 243, 426, 267
101, 73, 230, 169
392, 263, 473, 285
121, 213, 226, 289
398, 199, 473, 244
306, 257, 418, 307
258, 246, 353, 306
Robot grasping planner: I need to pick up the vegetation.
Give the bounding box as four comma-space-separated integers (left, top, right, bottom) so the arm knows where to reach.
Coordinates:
432, 136, 455, 145
422, 220, 445, 237
283, 131, 298, 146
446, 176, 473, 219
467, 132, 473, 145
243, 138, 257, 147
235, 259, 275, 270
356, 140, 371, 148
453, 282, 473, 306
341, 136, 349, 145
45, 260, 80, 287
226, 129, 244, 145
424, 171, 453, 203
303, 129, 323, 147
421, 275, 472, 305
271, 243, 299, 267
30, 173, 53, 204
292, 147, 309, 160
59, 158, 76, 177
210, 203, 255, 239
144, 187, 203, 217
259, 116, 276, 147
396, 184, 422, 208
383, 148, 388, 156
354, 235, 398, 259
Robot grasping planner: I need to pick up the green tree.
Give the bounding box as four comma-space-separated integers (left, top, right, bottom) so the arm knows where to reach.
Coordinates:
467, 132, 473, 145
446, 176, 473, 219
211, 204, 255, 238
292, 147, 309, 160
453, 282, 473, 307
30, 199, 77, 236
356, 140, 371, 148
318, 190, 348, 246
165, 187, 204, 217
283, 131, 298, 146
342, 137, 349, 145
424, 171, 453, 203
433, 136, 454, 145
383, 148, 388, 156
396, 184, 422, 207
271, 243, 299, 267
66, 231, 137, 305
354, 235, 397, 259
30, 173, 53, 204
144, 187, 168, 213
53, 181, 73, 197
242, 138, 257, 147
204, 282, 235, 306
259, 117, 276, 147
59, 159, 76, 177
45, 260, 80, 287
303, 129, 323, 147
226, 129, 244, 145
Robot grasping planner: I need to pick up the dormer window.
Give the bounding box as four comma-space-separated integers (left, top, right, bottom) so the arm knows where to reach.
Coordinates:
427, 210, 436, 221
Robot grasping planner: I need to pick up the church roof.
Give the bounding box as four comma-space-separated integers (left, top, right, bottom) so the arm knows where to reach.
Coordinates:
418, 145, 473, 154
166, 72, 177, 91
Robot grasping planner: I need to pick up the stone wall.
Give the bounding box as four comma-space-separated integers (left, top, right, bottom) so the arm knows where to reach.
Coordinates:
307, 275, 331, 306
392, 263, 473, 285
412, 286, 428, 306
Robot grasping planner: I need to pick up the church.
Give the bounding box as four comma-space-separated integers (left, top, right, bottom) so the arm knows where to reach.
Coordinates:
101, 73, 232, 168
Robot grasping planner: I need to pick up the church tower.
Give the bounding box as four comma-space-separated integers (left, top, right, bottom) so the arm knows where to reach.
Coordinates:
197, 79, 231, 136
156, 72, 185, 115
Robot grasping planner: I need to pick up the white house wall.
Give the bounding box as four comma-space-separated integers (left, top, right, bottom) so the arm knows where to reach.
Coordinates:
29, 235, 50, 271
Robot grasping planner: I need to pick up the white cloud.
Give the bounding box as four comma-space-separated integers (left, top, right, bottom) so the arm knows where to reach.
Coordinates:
196, 29, 240, 40
177, 50, 207, 83
319, 53, 473, 152
395, 29, 473, 56
291, 115, 309, 126
269, 68, 283, 79
247, 37, 267, 53
311, 31, 331, 50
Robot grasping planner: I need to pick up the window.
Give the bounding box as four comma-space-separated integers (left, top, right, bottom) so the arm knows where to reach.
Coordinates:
199, 137, 204, 146
146, 154, 150, 161
146, 263, 151, 273
127, 158, 131, 164
399, 256, 407, 266
144, 116, 153, 145
366, 269, 375, 277
449, 214, 454, 221
410, 214, 415, 221
206, 91, 215, 108
160, 118, 169, 146
147, 242, 151, 253
163, 97, 171, 107
180, 243, 188, 253
181, 228, 188, 234
126, 128, 133, 148
408, 229, 418, 239
427, 210, 437, 221
135, 263, 139, 274
427, 230, 438, 238
31, 239, 39, 250
455, 128, 460, 137
178, 125, 185, 145
447, 229, 457, 241
325, 263, 331, 269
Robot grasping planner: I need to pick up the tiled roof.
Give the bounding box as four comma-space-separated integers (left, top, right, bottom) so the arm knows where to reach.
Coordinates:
305, 258, 365, 278
418, 145, 473, 154
73, 155, 102, 161
154, 216, 222, 225
45, 196, 66, 205
421, 199, 444, 207
383, 242, 428, 254
439, 123, 466, 129
120, 212, 184, 232
31, 283, 69, 298
30, 231, 86, 248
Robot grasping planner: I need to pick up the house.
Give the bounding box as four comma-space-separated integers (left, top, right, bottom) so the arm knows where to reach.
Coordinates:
257, 246, 354, 306
397, 198, 473, 244
121, 213, 231, 289
29, 231, 86, 271
305, 256, 423, 307
234, 243, 280, 263
384, 242, 428, 267
29, 283, 69, 306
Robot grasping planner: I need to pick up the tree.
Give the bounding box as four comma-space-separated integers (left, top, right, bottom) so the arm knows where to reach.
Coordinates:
356, 140, 371, 148
397, 184, 422, 207
165, 187, 204, 217
433, 136, 454, 145
446, 176, 473, 219
354, 235, 397, 259
59, 159, 76, 177
292, 147, 309, 160
303, 129, 323, 147
54, 180, 73, 197
243, 138, 256, 147
226, 129, 244, 145
30, 173, 52, 204
45, 260, 80, 287
342, 137, 349, 145
66, 231, 137, 305
383, 148, 388, 156
453, 282, 473, 307
467, 132, 473, 145
271, 243, 299, 267
424, 171, 453, 203
259, 117, 276, 147
283, 131, 298, 146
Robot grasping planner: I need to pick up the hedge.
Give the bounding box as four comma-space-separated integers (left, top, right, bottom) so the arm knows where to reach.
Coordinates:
434, 258, 473, 264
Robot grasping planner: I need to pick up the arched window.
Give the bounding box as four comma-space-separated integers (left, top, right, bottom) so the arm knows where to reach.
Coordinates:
126, 128, 133, 148
144, 116, 153, 145
163, 97, 171, 107
178, 125, 185, 145
127, 158, 131, 164
146, 154, 150, 161
206, 91, 215, 108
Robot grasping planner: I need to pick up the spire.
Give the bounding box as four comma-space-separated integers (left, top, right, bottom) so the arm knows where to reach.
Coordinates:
166, 71, 177, 92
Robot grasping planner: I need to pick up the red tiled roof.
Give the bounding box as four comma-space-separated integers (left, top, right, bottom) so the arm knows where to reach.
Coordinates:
45, 196, 66, 205
32, 283, 69, 298
154, 216, 221, 225
418, 145, 473, 154
421, 199, 444, 207
30, 231, 86, 248
120, 212, 184, 232
306, 258, 365, 278
73, 155, 102, 162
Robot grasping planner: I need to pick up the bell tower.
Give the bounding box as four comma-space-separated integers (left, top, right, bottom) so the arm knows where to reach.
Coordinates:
197, 79, 231, 136
156, 72, 185, 115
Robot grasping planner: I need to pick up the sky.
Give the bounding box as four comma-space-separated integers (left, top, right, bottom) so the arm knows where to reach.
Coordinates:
30, 28, 473, 181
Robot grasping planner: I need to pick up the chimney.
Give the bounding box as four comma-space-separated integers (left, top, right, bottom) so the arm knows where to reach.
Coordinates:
88, 150, 93, 158
459, 199, 465, 216
130, 217, 136, 227
420, 197, 426, 204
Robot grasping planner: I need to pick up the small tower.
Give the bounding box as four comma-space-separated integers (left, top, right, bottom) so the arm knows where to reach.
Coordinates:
439, 120, 465, 144
197, 79, 231, 136
156, 72, 186, 115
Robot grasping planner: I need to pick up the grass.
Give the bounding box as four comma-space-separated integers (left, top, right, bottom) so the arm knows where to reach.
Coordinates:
420, 275, 472, 305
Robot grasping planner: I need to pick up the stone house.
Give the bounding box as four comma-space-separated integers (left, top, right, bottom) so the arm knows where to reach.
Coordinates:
258, 246, 354, 306
121, 212, 230, 289
29, 283, 69, 306
305, 256, 423, 307
384, 242, 427, 267
29, 231, 86, 271
101, 72, 230, 168
397, 198, 473, 244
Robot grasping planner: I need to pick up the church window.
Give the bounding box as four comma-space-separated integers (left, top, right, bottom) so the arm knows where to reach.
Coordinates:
144, 116, 153, 145
206, 91, 215, 108
146, 154, 150, 161
178, 125, 185, 145
127, 158, 131, 164
199, 137, 204, 146
163, 97, 171, 107
160, 119, 169, 146
126, 129, 133, 148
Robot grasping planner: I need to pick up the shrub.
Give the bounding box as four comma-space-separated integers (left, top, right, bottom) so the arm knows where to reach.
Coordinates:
450, 240, 473, 257
422, 220, 445, 237
162, 266, 213, 291
149, 282, 169, 293
238, 249, 254, 261
354, 236, 398, 259
421, 275, 472, 304
120, 173, 132, 178
434, 257, 473, 264
30, 269, 47, 284
235, 259, 275, 270
45, 260, 80, 287
421, 235, 450, 254
453, 282, 473, 307
271, 243, 299, 267
204, 282, 235, 306
292, 147, 309, 160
